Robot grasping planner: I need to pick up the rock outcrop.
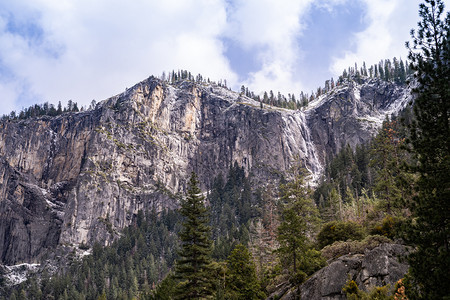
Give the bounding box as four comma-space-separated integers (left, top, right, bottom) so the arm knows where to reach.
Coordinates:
271, 243, 409, 300
0, 76, 410, 264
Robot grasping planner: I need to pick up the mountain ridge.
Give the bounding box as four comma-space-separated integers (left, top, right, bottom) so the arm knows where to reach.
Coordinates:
0, 75, 410, 264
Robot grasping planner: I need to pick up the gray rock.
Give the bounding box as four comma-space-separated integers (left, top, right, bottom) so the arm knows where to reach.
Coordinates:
298, 243, 409, 300
0, 77, 411, 264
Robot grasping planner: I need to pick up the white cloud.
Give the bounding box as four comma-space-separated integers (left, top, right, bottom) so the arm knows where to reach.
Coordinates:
0, 0, 445, 116
330, 0, 423, 75
0, 81, 19, 115
0, 0, 237, 115
225, 0, 314, 95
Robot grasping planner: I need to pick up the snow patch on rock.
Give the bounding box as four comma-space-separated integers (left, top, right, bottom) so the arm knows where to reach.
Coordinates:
3, 263, 40, 286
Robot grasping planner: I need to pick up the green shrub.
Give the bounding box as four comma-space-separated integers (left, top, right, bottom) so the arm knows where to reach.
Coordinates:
78, 242, 90, 250
342, 278, 392, 300
361, 235, 392, 250
366, 285, 391, 300
370, 215, 405, 239
317, 221, 366, 249
300, 249, 327, 276
289, 270, 307, 286
342, 279, 360, 299
321, 235, 391, 260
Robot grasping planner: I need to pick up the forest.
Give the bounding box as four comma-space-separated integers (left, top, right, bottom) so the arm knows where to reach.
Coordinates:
1, 0, 449, 299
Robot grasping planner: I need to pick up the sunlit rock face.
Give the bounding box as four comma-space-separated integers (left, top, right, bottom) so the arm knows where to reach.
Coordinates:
0, 76, 409, 264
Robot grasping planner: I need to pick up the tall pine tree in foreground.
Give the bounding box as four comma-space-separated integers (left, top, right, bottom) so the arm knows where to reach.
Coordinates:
405, 0, 450, 298
175, 172, 214, 299
276, 167, 323, 284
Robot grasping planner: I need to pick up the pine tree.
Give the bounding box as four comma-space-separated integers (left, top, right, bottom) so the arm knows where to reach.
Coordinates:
404, 1, 450, 298
225, 244, 265, 299
399, 59, 407, 83
175, 172, 214, 299
370, 118, 405, 215
276, 168, 320, 282
379, 61, 385, 79
57, 101, 62, 114
384, 59, 391, 81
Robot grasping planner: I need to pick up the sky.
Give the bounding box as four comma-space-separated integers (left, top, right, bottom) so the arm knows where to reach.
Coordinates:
0, 0, 447, 116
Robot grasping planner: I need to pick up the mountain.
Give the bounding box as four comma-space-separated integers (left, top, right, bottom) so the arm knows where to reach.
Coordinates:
0, 76, 410, 265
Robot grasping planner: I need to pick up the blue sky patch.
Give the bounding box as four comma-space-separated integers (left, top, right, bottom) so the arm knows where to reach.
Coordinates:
296, 1, 368, 90
222, 37, 264, 81
3, 11, 63, 59
5, 12, 44, 46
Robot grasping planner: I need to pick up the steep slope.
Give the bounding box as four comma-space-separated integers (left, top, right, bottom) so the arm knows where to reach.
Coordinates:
306, 79, 411, 162
0, 76, 410, 264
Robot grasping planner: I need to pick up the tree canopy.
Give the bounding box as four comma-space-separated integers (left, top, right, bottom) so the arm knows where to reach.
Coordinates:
404, 0, 450, 298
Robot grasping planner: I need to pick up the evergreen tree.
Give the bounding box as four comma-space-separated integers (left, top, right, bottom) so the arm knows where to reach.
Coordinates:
379, 61, 385, 79
151, 273, 178, 300
225, 244, 265, 299
57, 101, 62, 114
175, 172, 214, 299
404, 1, 450, 299
399, 59, 407, 83
276, 168, 320, 282
370, 118, 405, 214
384, 59, 391, 81
263, 91, 269, 104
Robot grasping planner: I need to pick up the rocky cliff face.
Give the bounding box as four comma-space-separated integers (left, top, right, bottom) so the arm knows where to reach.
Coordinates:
270, 243, 409, 300
0, 76, 410, 264
306, 80, 410, 162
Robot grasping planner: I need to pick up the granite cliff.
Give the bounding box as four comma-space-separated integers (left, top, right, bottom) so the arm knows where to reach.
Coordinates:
0, 76, 410, 264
